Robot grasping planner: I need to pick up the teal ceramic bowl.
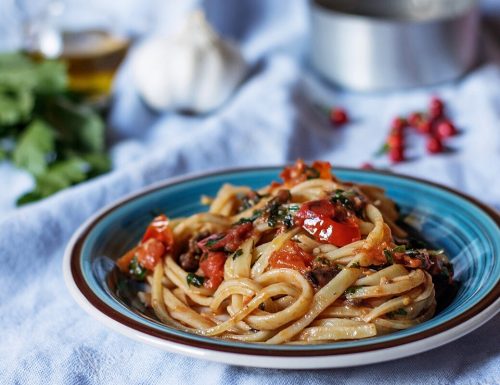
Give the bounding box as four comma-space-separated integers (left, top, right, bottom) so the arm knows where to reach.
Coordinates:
64, 167, 500, 368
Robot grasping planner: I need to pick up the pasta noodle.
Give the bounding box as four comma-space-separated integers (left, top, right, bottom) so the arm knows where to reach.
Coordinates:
116, 160, 455, 344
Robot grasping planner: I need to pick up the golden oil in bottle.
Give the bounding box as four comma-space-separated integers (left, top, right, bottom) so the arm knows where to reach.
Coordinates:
59, 29, 130, 98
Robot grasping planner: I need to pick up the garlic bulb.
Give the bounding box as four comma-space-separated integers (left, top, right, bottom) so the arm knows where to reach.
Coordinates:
132, 11, 246, 113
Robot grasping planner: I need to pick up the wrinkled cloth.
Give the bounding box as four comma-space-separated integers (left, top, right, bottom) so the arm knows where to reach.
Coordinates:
1, 1, 500, 384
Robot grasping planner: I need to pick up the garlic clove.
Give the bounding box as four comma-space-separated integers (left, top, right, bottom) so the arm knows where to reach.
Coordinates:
132, 10, 247, 114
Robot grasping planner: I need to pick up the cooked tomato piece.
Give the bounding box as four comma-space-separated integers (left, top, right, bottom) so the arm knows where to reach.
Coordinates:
269, 240, 314, 273
116, 247, 138, 273
142, 214, 174, 252
280, 159, 333, 187
136, 238, 165, 270
295, 200, 361, 247
200, 252, 227, 290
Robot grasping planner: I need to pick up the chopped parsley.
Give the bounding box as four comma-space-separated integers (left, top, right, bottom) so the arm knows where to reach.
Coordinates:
235, 209, 262, 225
186, 273, 205, 287
268, 204, 299, 228
350, 262, 360, 268
128, 256, 147, 281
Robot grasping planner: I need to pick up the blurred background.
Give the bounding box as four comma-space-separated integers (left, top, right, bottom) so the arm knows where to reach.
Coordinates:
0, 0, 499, 215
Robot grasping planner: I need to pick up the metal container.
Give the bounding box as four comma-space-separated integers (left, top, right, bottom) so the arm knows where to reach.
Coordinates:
310, 0, 479, 91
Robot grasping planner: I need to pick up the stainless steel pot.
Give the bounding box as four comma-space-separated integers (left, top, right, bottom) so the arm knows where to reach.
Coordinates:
310, 0, 479, 91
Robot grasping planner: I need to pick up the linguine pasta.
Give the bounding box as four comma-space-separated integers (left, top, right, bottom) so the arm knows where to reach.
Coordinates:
116, 160, 454, 344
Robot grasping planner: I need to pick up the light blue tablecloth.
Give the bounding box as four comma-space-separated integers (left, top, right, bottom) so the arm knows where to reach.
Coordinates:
1, 1, 499, 384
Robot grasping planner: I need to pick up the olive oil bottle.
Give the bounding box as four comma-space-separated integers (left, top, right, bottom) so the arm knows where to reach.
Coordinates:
59, 29, 130, 98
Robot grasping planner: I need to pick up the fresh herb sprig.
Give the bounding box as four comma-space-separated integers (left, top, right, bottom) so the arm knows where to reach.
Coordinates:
0, 53, 110, 205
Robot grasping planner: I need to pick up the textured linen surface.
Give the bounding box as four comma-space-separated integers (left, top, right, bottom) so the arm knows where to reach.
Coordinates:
1, 1, 499, 384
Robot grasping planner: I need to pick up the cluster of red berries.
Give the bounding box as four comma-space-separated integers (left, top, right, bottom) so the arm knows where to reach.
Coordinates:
385, 96, 457, 163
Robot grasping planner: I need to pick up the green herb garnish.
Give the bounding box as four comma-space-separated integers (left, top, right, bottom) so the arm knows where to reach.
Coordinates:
350, 262, 360, 268
384, 250, 394, 264
0, 53, 110, 205
128, 256, 147, 281
392, 245, 406, 253
186, 273, 205, 287
235, 209, 263, 225
375, 142, 390, 157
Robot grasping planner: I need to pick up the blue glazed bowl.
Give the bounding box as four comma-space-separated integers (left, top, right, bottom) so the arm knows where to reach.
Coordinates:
64, 167, 500, 368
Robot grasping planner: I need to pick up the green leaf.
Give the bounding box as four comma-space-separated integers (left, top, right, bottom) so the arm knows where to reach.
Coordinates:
374, 142, 390, 157
392, 245, 406, 253
34, 60, 67, 93
82, 153, 111, 177
384, 250, 394, 264
186, 273, 205, 287
13, 119, 55, 175
128, 256, 147, 281
0, 86, 34, 125
43, 96, 105, 153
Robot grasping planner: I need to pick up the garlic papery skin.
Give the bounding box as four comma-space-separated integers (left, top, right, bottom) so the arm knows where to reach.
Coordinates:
132, 11, 247, 113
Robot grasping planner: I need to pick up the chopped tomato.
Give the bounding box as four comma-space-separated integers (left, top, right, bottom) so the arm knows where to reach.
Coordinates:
116, 247, 138, 272
280, 159, 333, 187
295, 200, 361, 247
269, 240, 314, 273
200, 252, 227, 290
142, 214, 174, 252
198, 222, 253, 253
136, 238, 165, 270
311, 161, 333, 180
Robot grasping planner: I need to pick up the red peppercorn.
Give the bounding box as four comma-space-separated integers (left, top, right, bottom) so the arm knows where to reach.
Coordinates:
360, 162, 375, 170
429, 97, 444, 119
417, 119, 433, 134
426, 136, 443, 154
436, 120, 456, 139
408, 112, 424, 128
387, 134, 404, 149
389, 146, 405, 163
330, 107, 349, 126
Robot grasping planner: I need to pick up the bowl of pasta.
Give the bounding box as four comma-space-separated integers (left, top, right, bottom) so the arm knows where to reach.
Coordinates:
64, 160, 500, 368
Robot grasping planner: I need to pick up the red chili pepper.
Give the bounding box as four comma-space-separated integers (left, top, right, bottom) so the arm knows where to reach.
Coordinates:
200, 252, 226, 290
294, 200, 361, 247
